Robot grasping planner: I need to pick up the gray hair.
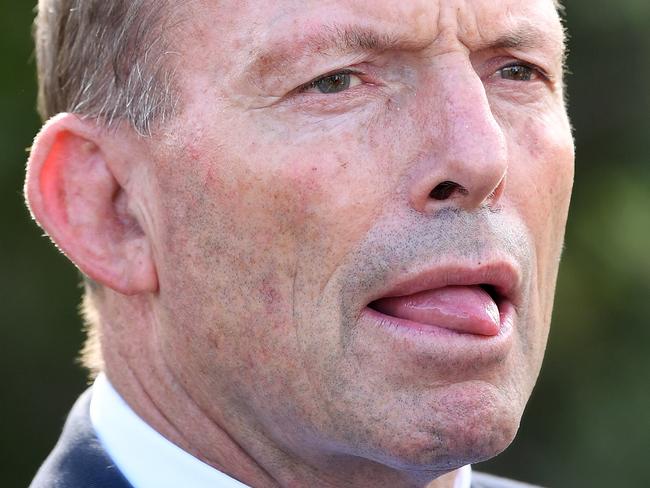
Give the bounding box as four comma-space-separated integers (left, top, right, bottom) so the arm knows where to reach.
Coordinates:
35, 0, 181, 374
35, 0, 178, 135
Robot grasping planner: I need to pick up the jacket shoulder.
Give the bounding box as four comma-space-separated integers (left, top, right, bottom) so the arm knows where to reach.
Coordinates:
30, 388, 132, 488
472, 471, 544, 488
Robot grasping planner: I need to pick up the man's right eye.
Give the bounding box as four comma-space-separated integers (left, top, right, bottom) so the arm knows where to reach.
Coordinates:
300, 71, 362, 94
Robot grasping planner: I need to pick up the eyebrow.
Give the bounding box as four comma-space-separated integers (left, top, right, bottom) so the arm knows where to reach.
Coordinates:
246, 21, 566, 79
246, 24, 415, 79
485, 24, 566, 57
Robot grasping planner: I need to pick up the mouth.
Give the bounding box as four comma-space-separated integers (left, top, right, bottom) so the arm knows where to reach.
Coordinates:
365, 263, 519, 338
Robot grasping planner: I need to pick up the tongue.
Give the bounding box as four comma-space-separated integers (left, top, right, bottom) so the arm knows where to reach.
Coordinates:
371, 286, 500, 336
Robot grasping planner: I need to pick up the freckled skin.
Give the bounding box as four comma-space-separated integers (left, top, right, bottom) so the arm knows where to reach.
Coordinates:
99, 0, 573, 487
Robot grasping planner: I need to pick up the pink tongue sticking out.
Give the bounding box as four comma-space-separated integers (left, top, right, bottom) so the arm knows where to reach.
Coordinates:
371, 285, 500, 336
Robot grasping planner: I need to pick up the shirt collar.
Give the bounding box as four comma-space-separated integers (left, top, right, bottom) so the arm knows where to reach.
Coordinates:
455, 464, 473, 488
90, 373, 472, 488
90, 373, 250, 488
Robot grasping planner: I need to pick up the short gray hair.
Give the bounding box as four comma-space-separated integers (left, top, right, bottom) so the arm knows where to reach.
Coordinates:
35, 0, 178, 135
35, 0, 181, 375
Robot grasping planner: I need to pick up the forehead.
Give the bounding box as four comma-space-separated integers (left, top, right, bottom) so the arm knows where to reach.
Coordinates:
179, 0, 566, 89
191, 0, 563, 51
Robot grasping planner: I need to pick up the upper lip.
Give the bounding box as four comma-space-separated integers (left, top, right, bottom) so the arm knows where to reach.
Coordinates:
367, 259, 522, 308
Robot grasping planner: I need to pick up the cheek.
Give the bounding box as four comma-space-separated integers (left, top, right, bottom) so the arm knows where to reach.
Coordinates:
248, 129, 398, 289
149, 121, 397, 347
507, 114, 574, 324
509, 115, 574, 244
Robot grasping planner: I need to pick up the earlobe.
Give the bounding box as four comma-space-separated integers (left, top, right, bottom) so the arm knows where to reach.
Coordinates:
25, 114, 158, 295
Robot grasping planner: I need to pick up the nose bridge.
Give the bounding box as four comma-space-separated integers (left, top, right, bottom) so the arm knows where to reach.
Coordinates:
440, 67, 505, 160
412, 56, 508, 212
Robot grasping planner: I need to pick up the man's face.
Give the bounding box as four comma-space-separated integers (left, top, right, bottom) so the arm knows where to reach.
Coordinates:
140, 0, 573, 478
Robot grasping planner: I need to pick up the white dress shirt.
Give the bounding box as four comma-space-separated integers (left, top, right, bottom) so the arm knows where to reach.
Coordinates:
90, 373, 472, 488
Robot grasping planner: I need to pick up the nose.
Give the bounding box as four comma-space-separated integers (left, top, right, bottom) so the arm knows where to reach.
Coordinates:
409, 59, 508, 213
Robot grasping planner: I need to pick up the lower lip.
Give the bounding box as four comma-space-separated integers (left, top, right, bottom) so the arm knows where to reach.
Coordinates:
360, 300, 515, 352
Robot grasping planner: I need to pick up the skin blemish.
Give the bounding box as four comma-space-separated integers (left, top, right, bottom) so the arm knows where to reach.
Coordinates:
204, 166, 224, 189
260, 278, 281, 308
187, 145, 202, 162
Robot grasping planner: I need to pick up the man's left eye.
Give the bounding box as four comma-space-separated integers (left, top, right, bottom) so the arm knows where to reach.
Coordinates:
301, 71, 363, 94
498, 64, 540, 82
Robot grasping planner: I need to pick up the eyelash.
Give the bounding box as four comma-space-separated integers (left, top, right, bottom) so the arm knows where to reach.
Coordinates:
297, 69, 364, 94
294, 60, 549, 101
496, 61, 549, 82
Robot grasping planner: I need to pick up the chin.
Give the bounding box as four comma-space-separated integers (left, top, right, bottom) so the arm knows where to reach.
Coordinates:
361, 380, 523, 472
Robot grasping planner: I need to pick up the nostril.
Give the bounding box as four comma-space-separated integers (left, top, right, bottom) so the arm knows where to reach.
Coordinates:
429, 181, 468, 201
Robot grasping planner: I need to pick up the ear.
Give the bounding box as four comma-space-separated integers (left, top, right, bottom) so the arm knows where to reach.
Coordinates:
25, 114, 158, 295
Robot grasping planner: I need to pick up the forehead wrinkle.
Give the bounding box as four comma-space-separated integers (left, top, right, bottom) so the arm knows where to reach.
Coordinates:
241, 5, 567, 85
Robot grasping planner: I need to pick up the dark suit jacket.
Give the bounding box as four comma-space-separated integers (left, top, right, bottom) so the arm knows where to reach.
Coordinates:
30, 389, 132, 488
30, 390, 538, 488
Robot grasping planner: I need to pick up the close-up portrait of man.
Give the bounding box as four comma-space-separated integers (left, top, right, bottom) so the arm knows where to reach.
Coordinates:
23, 0, 576, 487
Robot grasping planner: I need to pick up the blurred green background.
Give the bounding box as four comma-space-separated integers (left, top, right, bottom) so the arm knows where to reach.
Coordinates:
1, 1, 648, 487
